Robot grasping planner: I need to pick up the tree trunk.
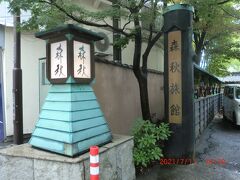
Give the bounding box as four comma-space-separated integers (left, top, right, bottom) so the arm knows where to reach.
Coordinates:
133, 61, 152, 121
138, 73, 151, 120
132, 15, 152, 121
195, 49, 202, 65
194, 31, 206, 65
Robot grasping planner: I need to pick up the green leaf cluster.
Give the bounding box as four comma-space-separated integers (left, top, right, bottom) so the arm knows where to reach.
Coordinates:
4, 0, 129, 31
205, 32, 240, 76
174, 0, 240, 70
132, 119, 171, 169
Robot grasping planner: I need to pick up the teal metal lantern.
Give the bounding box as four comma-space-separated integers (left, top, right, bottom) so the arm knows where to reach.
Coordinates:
29, 24, 112, 156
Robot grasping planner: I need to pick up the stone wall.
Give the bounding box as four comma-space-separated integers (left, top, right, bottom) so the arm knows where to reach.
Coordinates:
0, 134, 135, 180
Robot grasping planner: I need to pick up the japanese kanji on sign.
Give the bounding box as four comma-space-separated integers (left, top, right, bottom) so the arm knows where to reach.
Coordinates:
163, 4, 195, 159
51, 41, 67, 79
168, 30, 182, 124
73, 41, 91, 79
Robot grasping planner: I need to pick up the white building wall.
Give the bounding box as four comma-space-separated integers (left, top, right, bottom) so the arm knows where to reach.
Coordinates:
3, 27, 45, 136
122, 40, 164, 71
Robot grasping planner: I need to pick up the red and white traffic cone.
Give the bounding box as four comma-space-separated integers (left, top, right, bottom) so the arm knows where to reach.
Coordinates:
90, 146, 99, 180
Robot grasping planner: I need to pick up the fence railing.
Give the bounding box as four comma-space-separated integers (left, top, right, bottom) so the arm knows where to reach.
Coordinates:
194, 93, 223, 140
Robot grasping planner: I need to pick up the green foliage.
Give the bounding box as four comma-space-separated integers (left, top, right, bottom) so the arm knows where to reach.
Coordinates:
113, 36, 130, 49
205, 33, 240, 77
5, 0, 129, 31
175, 0, 240, 67
132, 119, 171, 169
206, 56, 240, 77
227, 59, 240, 72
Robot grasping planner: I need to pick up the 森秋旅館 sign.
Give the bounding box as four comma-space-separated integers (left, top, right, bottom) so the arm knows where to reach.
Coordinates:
168, 30, 182, 124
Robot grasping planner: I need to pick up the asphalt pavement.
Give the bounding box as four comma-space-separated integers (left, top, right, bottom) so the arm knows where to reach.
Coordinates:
137, 114, 240, 180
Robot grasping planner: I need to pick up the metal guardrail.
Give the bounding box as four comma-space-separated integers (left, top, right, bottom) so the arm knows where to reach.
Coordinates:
194, 93, 223, 140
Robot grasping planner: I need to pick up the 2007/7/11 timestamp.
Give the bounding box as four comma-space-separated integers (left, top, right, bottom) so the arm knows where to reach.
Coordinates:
160, 158, 226, 165
160, 158, 196, 165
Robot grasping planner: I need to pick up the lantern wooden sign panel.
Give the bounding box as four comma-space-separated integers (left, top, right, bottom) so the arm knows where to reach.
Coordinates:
73, 41, 91, 79
50, 40, 68, 79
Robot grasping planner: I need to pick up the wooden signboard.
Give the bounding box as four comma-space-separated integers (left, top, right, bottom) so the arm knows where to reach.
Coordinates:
168, 31, 182, 124
50, 40, 68, 79
73, 41, 91, 79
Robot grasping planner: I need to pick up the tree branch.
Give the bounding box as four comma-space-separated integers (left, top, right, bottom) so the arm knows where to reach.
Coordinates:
122, 20, 131, 31
199, 31, 206, 47
220, 7, 240, 19
121, 11, 133, 31
204, 32, 228, 46
193, 9, 199, 22
38, 0, 132, 37
142, 0, 162, 72
148, 24, 153, 45
151, 30, 163, 46
138, 0, 146, 9
193, 32, 200, 47
132, 15, 142, 78
142, 30, 163, 72
217, 0, 231, 5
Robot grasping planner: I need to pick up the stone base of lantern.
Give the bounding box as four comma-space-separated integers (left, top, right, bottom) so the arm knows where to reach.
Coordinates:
0, 134, 135, 180
29, 84, 112, 156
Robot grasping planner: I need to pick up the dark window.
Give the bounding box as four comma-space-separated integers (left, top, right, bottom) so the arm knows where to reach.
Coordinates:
228, 87, 234, 99
235, 87, 240, 99
224, 87, 229, 96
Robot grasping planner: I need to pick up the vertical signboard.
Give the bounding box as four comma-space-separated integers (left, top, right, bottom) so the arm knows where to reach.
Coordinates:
50, 41, 68, 79
73, 41, 91, 79
168, 31, 182, 124
163, 4, 195, 159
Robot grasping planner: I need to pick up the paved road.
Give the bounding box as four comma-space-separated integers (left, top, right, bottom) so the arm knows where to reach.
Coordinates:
137, 114, 240, 180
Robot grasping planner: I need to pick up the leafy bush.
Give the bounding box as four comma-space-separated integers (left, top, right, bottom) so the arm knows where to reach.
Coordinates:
132, 119, 171, 170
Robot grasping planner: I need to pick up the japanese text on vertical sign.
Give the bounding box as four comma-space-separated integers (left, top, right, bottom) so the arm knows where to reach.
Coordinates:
50, 40, 68, 79
168, 31, 182, 124
74, 41, 91, 79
